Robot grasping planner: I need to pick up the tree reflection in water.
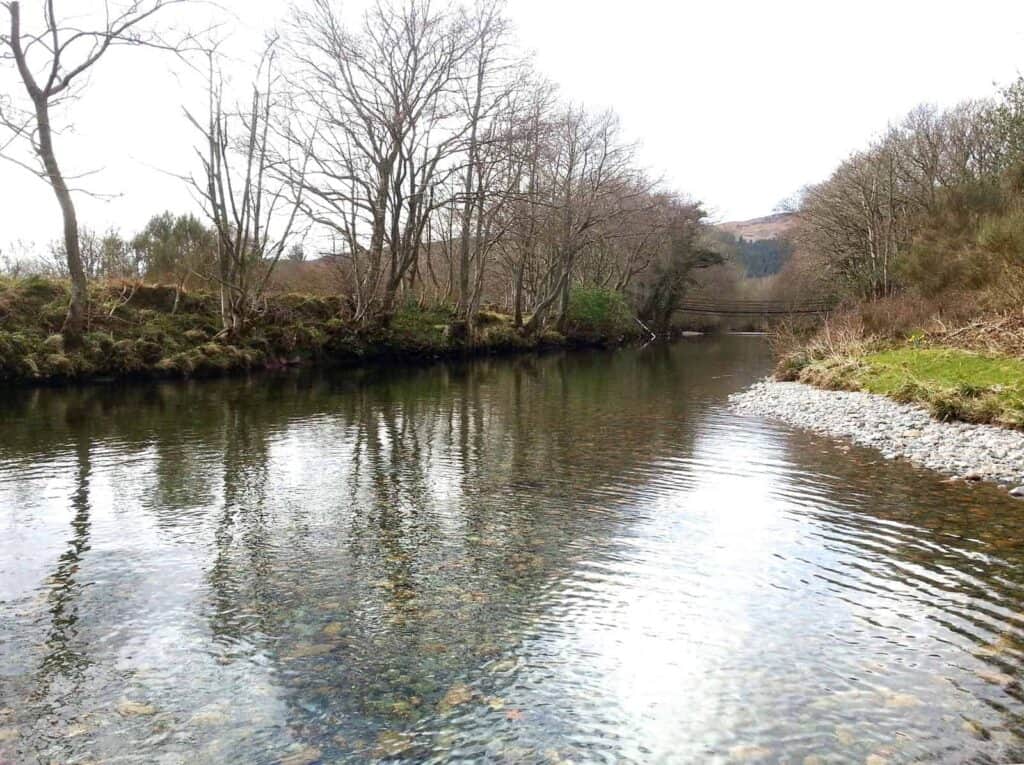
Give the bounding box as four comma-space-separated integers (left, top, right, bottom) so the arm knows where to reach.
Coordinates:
3, 338, 1024, 763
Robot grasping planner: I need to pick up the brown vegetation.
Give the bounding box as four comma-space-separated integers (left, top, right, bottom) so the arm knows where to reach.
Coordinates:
2, 1, 727, 349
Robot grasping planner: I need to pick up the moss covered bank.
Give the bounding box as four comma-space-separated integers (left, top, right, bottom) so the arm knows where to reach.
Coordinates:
0, 278, 645, 386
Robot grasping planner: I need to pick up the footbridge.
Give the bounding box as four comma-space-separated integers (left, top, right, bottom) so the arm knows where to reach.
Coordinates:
675, 297, 837, 316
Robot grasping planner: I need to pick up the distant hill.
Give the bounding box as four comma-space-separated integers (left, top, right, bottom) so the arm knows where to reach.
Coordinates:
718, 212, 797, 242
714, 213, 797, 278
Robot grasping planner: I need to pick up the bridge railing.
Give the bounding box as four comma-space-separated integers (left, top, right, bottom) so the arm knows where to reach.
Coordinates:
675, 298, 837, 316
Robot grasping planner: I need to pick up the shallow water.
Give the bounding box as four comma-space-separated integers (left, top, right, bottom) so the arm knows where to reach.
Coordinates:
2, 336, 1024, 764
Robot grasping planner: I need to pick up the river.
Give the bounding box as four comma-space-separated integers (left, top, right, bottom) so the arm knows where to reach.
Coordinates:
2, 336, 1024, 763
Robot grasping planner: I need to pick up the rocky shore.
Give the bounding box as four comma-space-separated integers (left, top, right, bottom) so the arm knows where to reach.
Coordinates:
731, 379, 1024, 497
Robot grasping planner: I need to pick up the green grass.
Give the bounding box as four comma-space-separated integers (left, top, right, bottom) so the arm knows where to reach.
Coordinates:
860, 348, 1024, 396
791, 347, 1024, 428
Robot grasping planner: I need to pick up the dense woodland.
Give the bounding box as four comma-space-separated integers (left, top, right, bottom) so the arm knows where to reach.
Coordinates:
0, 0, 729, 344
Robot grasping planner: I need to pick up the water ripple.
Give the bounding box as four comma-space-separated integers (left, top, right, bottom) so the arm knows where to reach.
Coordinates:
2, 338, 1024, 763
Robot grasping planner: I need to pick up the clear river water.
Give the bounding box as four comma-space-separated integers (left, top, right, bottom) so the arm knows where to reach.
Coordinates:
2, 336, 1024, 764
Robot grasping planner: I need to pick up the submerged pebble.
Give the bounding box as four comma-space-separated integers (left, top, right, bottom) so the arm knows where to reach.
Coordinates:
728, 744, 772, 761
438, 683, 474, 712
283, 642, 335, 660
975, 669, 1019, 690
278, 745, 321, 765
117, 700, 157, 717
961, 718, 991, 740
189, 708, 229, 727
320, 622, 344, 638
374, 731, 415, 757
884, 693, 922, 709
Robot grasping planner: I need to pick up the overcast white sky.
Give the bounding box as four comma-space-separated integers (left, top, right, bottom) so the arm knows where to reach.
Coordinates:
3, 0, 1024, 252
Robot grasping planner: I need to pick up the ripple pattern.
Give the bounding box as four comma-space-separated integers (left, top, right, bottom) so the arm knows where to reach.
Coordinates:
1, 338, 1023, 764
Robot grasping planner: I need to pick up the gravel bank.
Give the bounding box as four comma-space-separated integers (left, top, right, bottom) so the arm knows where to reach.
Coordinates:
731, 379, 1024, 497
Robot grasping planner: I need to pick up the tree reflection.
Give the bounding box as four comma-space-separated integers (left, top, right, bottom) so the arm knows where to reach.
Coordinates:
29, 406, 93, 711
10, 339, 1024, 761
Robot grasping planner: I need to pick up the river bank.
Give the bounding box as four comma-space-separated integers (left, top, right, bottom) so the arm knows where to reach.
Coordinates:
0, 278, 643, 386
732, 378, 1024, 496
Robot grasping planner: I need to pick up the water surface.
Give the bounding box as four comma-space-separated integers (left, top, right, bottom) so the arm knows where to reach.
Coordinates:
2, 336, 1024, 763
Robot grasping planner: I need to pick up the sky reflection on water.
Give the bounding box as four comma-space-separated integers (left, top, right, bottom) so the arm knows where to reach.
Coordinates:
2, 337, 1024, 764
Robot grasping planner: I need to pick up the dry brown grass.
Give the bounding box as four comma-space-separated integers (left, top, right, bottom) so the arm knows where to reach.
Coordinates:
926, 310, 1024, 357
770, 311, 878, 380
773, 288, 1024, 378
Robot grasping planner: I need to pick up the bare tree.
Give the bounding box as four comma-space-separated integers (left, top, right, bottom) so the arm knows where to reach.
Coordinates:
1, 0, 191, 340
186, 42, 309, 336
452, 0, 520, 328
286, 0, 474, 323
500, 78, 556, 327
522, 107, 648, 334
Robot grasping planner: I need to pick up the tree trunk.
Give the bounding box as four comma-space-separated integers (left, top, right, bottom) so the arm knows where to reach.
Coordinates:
524, 266, 570, 335
512, 260, 525, 328
34, 99, 87, 341
555, 271, 571, 334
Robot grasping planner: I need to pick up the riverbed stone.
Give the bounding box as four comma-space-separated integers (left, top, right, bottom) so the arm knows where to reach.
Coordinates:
278, 745, 321, 765
117, 700, 157, 717
834, 726, 856, 746
962, 718, 991, 740
438, 683, 474, 712
728, 744, 772, 761
67, 722, 91, 737
975, 669, 1019, 689
321, 622, 344, 638
488, 658, 517, 674
283, 642, 335, 660
731, 381, 1024, 492
189, 708, 229, 727
375, 731, 415, 757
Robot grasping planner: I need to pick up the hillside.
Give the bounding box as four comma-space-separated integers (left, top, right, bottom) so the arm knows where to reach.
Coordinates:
718, 212, 797, 241
715, 213, 797, 278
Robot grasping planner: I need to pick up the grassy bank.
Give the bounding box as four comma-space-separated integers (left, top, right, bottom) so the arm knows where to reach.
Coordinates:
0, 278, 640, 386
777, 309, 1024, 429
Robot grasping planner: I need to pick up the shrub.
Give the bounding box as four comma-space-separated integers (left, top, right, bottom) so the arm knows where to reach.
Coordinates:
389, 302, 452, 351
41, 353, 76, 379
563, 288, 634, 341
85, 332, 115, 357
891, 380, 930, 404
796, 357, 866, 391
476, 310, 508, 326
481, 323, 527, 350
774, 351, 811, 381
41, 334, 64, 354
977, 209, 1024, 302
539, 328, 566, 347
0, 332, 39, 380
